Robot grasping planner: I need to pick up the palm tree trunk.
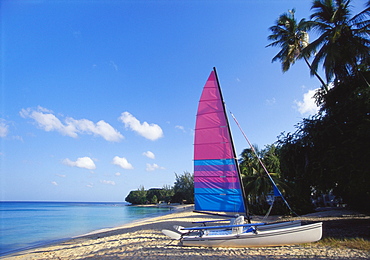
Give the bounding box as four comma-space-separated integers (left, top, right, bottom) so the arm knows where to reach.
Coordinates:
303, 56, 329, 92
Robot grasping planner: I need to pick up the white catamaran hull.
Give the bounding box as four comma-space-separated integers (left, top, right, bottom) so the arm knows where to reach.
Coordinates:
256, 220, 301, 231
181, 222, 322, 248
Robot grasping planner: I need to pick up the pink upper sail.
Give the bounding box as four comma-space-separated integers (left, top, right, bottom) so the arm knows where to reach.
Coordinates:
194, 71, 234, 160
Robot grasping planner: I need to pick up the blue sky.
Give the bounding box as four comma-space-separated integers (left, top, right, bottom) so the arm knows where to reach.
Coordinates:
1, 0, 365, 202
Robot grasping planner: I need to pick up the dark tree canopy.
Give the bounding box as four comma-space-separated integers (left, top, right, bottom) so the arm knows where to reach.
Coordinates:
269, 0, 370, 212
277, 72, 370, 212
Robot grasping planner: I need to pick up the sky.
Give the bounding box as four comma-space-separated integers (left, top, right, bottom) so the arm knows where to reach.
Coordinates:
1, 0, 366, 202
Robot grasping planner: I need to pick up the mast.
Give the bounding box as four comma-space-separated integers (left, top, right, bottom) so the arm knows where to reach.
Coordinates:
213, 67, 250, 222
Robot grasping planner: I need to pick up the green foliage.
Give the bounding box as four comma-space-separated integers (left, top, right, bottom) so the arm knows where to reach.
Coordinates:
160, 185, 175, 203
146, 188, 161, 204
268, 0, 370, 213
267, 9, 328, 90
124, 176, 194, 205
239, 145, 290, 215
125, 185, 147, 205
151, 195, 158, 204
125, 185, 174, 205
172, 172, 194, 204
305, 0, 370, 82
267, 9, 310, 72
277, 73, 370, 212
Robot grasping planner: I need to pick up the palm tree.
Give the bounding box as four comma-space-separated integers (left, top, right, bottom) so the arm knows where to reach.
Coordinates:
239, 146, 286, 206
267, 9, 329, 92
304, 0, 370, 83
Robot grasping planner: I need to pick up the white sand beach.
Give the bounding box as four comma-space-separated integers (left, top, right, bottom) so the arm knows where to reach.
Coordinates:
2, 206, 369, 260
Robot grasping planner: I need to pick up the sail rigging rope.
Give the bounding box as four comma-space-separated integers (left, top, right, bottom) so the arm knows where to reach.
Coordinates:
228, 110, 298, 217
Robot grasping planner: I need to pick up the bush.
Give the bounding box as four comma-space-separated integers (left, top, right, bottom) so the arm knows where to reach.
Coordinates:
125, 186, 147, 204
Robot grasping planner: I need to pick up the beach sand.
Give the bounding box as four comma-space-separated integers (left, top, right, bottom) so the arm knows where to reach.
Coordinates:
2, 206, 369, 260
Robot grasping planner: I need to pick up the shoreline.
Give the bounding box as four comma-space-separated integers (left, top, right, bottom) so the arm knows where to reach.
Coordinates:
2, 207, 369, 259
1, 205, 196, 259
77, 204, 194, 237
0, 204, 193, 259
0, 204, 189, 258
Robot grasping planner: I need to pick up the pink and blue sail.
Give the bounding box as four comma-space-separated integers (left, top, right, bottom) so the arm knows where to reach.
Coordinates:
194, 68, 247, 213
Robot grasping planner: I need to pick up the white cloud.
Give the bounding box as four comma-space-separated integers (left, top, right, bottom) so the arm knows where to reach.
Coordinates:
175, 125, 185, 132
112, 156, 134, 170
20, 106, 123, 142
56, 174, 66, 178
115, 172, 121, 176
66, 118, 123, 142
63, 157, 96, 170
100, 180, 116, 185
146, 163, 165, 172
109, 60, 118, 71
265, 97, 276, 106
51, 181, 58, 186
20, 107, 76, 137
119, 112, 163, 141
294, 89, 319, 115
86, 183, 94, 188
0, 119, 9, 138
143, 151, 155, 159
12, 136, 23, 142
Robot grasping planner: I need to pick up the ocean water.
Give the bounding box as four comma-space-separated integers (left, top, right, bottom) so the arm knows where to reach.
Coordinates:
0, 201, 170, 256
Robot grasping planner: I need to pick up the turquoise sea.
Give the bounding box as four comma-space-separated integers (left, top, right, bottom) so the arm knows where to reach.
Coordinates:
0, 201, 170, 256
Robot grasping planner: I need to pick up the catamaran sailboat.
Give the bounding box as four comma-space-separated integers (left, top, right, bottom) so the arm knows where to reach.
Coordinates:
162, 68, 322, 247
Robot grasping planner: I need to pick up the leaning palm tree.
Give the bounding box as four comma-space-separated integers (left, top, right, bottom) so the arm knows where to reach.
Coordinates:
267, 9, 329, 92
304, 0, 370, 83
